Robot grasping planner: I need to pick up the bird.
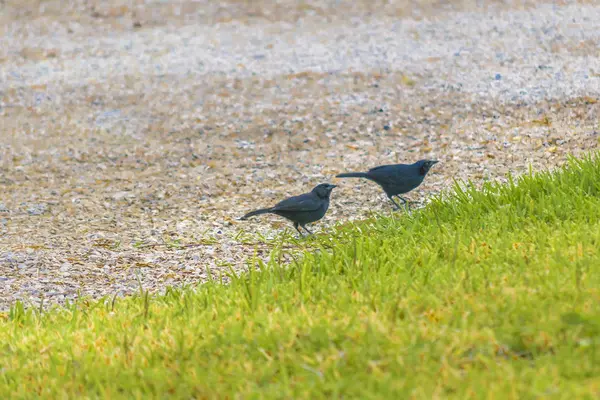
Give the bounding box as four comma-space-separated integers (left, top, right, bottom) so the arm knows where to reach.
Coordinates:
336, 160, 438, 210
240, 183, 337, 235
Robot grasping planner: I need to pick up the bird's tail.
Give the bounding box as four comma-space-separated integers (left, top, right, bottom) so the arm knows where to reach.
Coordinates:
240, 208, 273, 220
336, 172, 369, 179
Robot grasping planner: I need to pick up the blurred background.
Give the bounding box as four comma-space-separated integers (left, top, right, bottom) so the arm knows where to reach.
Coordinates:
1, 0, 599, 308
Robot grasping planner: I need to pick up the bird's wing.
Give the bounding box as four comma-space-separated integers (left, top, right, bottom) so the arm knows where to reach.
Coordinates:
367, 164, 410, 184
368, 164, 402, 172
272, 193, 321, 212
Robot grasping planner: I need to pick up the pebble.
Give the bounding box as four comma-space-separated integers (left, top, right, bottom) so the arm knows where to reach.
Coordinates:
26, 203, 47, 216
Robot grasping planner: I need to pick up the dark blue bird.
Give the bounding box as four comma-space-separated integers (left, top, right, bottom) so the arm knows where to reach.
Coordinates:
241, 183, 337, 235
336, 160, 438, 210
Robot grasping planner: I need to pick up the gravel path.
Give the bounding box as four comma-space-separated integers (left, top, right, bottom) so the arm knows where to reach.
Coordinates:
1, 0, 599, 310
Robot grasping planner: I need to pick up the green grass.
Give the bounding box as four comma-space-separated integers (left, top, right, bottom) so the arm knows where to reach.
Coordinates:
2, 154, 600, 399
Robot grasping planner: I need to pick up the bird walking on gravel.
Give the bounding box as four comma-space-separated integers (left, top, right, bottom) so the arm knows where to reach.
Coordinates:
240, 183, 337, 236
336, 160, 438, 210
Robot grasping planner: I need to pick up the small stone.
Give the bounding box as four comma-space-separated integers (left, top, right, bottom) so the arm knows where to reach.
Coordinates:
112, 191, 134, 201
27, 203, 47, 215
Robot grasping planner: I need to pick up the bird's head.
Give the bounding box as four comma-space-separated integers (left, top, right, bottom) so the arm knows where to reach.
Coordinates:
312, 183, 337, 198
417, 159, 439, 175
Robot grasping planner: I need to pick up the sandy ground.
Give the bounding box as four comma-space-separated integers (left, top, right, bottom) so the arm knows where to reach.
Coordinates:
1, 0, 599, 310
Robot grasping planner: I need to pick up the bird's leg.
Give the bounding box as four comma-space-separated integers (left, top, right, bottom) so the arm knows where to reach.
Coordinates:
396, 196, 412, 214
388, 195, 402, 210
301, 225, 314, 235
294, 222, 305, 237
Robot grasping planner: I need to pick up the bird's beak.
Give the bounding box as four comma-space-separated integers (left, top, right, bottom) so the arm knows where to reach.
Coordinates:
431, 160, 439, 165
331, 184, 338, 188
